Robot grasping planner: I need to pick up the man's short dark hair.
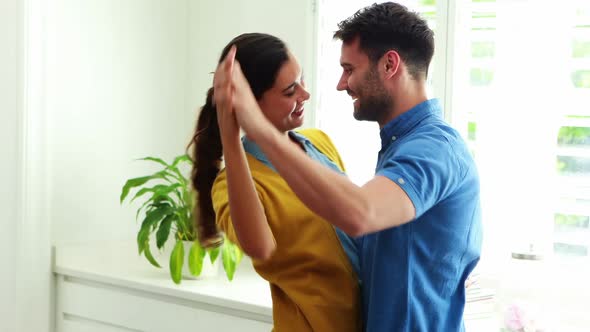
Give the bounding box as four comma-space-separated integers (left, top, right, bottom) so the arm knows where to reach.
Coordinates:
334, 2, 435, 80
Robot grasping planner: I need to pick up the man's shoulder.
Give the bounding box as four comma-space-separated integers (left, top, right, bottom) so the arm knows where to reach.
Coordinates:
403, 121, 473, 162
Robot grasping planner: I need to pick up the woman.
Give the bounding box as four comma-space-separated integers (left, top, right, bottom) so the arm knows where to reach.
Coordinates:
189, 33, 360, 332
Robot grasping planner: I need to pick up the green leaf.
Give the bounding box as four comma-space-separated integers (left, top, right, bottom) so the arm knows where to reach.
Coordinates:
143, 204, 173, 229
172, 207, 196, 242
188, 241, 206, 276
234, 241, 244, 263
130, 183, 182, 204
221, 242, 237, 281
120, 170, 168, 204
136, 196, 176, 221
208, 246, 220, 264
171, 154, 191, 167
155, 214, 174, 249
221, 240, 244, 281
136, 204, 173, 254
142, 241, 161, 268
120, 175, 156, 204
167, 155, 191, 185
137, 156, 169, 167
136, 227, 150, 254
169, 240, 184, 284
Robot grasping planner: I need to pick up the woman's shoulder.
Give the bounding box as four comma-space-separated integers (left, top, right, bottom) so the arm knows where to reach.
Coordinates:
295, 128, 337, 153
296, 128, 330, 143
295, 128, 345, 171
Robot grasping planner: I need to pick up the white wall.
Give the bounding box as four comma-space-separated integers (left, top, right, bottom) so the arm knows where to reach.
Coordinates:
47, 0, 193, 245
0, 0, 21, 330
11, 1, 316, 330
47, 0, 317, 246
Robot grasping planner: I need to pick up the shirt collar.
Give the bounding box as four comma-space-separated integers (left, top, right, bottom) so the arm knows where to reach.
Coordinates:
242, 135, 268, 164
242, 130, 309, 166
288, 130, 311, 146
379, 98, 442, 148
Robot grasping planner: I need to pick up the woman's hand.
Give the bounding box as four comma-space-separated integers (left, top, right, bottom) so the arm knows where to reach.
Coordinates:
213, 46, 240, 143
214, 46, 274, 143
212, 47, 277, 260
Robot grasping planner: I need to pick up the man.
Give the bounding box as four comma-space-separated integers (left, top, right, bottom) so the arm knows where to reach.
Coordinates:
214, 2, 482, 331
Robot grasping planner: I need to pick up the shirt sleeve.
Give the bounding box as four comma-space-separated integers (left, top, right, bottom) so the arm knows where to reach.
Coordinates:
211, 168, 272, 250
376, 135, 464, 219
211, 169, 241, 246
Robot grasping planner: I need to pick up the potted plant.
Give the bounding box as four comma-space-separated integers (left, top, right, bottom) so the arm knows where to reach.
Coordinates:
120, 154, 243, 284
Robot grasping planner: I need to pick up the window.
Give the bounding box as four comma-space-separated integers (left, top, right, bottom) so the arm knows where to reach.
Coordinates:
451, 0, 590, 265
316, 0, 590, 328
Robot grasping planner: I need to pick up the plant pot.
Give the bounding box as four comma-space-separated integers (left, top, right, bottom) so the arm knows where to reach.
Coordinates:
181, 241, 220, 280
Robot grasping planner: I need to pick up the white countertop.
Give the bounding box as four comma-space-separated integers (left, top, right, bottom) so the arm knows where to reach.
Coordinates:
53, 241, 502, 331
53, 241, 273, 319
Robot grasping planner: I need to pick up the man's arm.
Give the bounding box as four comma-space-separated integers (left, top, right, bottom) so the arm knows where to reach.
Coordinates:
215, 51, 415, 236
252, 127, 415, 236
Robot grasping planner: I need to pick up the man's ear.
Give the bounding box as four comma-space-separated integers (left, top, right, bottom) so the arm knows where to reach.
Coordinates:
383, 50, 400, 78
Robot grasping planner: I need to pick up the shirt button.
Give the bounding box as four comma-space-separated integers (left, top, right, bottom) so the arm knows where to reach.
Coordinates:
398, 178, 405, 185
391, 136, 397, 141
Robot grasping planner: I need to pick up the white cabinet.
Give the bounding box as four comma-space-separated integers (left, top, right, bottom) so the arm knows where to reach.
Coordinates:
54, 242, 273, 332
53, 242, 499, 332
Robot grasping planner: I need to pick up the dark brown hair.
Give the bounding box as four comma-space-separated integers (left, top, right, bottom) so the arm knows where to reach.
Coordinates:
334, 2, 434, 80
188, 33, 289, 248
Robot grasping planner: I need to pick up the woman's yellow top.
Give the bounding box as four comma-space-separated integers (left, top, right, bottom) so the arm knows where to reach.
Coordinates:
212, 129, 361, 332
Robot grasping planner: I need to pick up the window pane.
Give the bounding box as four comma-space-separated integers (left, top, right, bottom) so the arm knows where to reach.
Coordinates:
451, 0, 590, 264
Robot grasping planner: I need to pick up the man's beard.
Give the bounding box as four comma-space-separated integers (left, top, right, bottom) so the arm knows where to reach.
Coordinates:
353, 68, 392, 123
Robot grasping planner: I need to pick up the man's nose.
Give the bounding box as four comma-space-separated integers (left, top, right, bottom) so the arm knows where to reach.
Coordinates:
336, 76, 347, 91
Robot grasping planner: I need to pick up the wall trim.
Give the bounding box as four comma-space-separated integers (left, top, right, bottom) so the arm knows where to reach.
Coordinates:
17, 0, 53, 331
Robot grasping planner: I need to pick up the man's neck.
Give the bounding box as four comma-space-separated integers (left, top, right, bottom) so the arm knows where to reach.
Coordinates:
379, 81, 428, 128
